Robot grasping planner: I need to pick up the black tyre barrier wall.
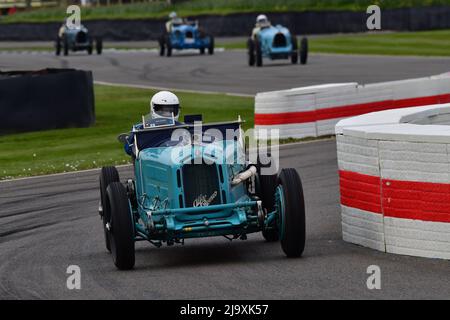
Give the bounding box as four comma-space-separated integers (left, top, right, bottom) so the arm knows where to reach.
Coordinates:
0, 69, 95, 135
1, 6, 450, 41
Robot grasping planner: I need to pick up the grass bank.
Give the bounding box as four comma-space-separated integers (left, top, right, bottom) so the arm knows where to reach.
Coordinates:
0, 84, 253, 180
2, 0, 450, 23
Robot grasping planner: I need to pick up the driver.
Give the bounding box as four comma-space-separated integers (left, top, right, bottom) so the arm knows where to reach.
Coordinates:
251, 14, 271, 39
166, 11, 183, 33
124, 91, 182, 155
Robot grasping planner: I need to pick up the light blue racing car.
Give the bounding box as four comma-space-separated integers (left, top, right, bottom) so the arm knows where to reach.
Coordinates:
248, 15, 308, 67
98, 117, 306, 270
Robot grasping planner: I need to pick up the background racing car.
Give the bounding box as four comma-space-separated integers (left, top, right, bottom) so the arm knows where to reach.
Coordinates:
248, 23, 308, 67
98, 117, 306, 270
55, 24, 103, 56
158, 20, 215, 57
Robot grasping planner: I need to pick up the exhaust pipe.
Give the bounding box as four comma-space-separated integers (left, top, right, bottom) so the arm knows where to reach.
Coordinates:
231, 166, 257, 186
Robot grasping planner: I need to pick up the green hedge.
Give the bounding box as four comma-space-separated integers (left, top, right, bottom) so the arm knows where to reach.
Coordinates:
2, 0, 450, 23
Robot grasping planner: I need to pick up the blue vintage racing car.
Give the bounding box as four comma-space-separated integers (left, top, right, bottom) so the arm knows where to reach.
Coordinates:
55, 24, 103, 56
98, 117, 306, 270
248, 23, 308, 67
158, 20, 214, 57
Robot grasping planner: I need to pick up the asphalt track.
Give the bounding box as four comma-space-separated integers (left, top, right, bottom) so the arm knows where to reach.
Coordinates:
1, 140, 449, 299
0, 50, 449, 299
1, 49, 450, 95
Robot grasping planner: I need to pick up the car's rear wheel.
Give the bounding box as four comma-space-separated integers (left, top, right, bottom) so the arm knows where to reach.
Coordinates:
247, 38, 255, 66
256, 40, 263, 67
300, 37, 308, 65
277, 168, 306, 257
55, 37, 61, 56
200, 47, 205, 55
96, 37, 103, 55
208, 36, 215, 55
257, 156, 279, 242
99, 166, 119, 252
291, 35, 298, 64
107, 182, 135, 270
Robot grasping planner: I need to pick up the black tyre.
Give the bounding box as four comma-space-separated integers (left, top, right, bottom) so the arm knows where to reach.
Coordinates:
291, 35, 298, 64
257, 156, 279, 242
96, 37, 103, 55
208, 36, 214, 55
166, 35, 172, 57
256, 40, 263, 67
55, 37, 61, 56
107, 182, 135, 270
159, 36, 165, 56
300, 37, 308, 65
200, 47, 205, 55
247, 38, 255, 66
63, 37, 69, 56
278, 168, 306, 258
87, 38, 93, 55
99, 166, 119, 252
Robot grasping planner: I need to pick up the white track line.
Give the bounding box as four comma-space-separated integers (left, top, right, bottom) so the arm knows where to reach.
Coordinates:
0, 137, 335, 184
94, 80, 254, 97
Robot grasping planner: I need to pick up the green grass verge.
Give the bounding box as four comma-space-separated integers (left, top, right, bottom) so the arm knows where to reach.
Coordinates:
221, 30, 450, 57
2, 0, 450, 23
0, 85, 253, 180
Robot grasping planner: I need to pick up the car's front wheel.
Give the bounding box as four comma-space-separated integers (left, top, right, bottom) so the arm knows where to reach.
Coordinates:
277, 168, 306, 258
55, 37, 61, 56
166, 35, 172, 57
87, 38, 93, 55
208, 36, 215, 55
300, 37, 308, 65
159, 35, 165, 56
107, 182, 135, 270
96, 37, 103, 55
291, 35, 298, 64
247, 38, 255, 66
63, 37, 69, 56
99, 166, 120, 252
256, 40, 263, 67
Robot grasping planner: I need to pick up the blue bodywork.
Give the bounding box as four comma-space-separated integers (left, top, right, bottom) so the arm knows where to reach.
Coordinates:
61, 26, 92, 51
256, 24, 294, 60
168, 23, 212, 50
127, 121, 275, 245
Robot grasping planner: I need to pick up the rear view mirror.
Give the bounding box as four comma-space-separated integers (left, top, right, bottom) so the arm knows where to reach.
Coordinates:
117, 133, 129, 144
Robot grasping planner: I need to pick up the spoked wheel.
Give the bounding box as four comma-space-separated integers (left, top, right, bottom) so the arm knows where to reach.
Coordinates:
107, 182, 135, 270
291, 35, 298, 64
300, 37, 308, 65
99, 166, 119, 253
247, 38, 255, 66
276, 168, 306, 258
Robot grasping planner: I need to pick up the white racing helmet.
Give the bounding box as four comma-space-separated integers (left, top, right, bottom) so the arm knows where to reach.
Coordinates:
150, 91, 180, 121
169, 11, 177, 19
256, 14, 269, 25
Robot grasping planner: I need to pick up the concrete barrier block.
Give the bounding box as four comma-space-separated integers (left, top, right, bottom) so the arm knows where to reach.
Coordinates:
342, 206, 385, 252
